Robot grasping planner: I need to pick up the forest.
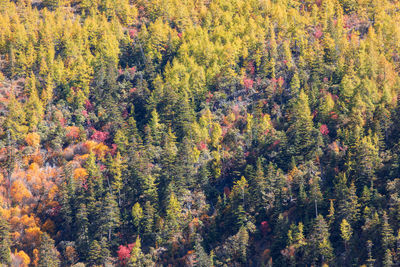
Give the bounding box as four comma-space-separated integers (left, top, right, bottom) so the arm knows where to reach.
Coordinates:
1, 0, 400, 266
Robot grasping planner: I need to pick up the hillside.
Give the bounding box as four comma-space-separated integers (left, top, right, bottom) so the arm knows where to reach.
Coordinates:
1, 0, 400, 266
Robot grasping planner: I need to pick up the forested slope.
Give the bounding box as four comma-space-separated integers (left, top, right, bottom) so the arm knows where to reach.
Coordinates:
1, 0, 400, 266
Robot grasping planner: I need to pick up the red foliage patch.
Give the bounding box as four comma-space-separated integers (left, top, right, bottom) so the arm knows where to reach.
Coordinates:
277, 76, 284, 87
118, 243, 135, 265
247, 61, 255, 75
91, 130, 109, 142
129, 66, 136, 76
110, 144, 117, 156
243, 77, 254, 90
314, 28, 323, 39
85, 99, 93, 111
320, 124, 329, 136
198, 141, 207, 151
206, 91, 214, 103
129, 29, 137, 39
49, 205, 61, 217
59, 117, 66, 126
66, 126, 80, 140
261, 221, 270, 235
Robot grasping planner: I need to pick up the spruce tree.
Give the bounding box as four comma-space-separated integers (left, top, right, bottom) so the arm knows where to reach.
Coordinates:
0, 216, 11, 265
287, 90, 317, 162
38, 233, 60, 267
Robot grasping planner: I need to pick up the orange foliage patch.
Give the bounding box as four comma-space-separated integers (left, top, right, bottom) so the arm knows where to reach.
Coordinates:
66, 126, 80, 140
74, 168, 88, 181
15, 250, 31, 266
42, 219, 56, 234
24, 226, 42, 245
25, 132, 40, 147
83, 141, 110, 159
11, 180, 32, 203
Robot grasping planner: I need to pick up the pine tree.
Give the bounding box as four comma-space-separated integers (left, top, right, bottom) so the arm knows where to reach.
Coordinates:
75, 203, 89, 257
109, 152, 125, 205
38, 233, 60, 267
25, 73, 44, 131
0, 216, 11, 265
366, 240, 376, 267
287, 90, 317, 162
194, 235, 211, 267
382, 211, 395, 250
132, 202, 143, 232
128, 236, 142, 266
353, 134, 380, 188
249, 158, 267, 213
340, 219, 352, 244
340, 218, 352, 261
236, 226, 249, 263
166, 192, 182, 235
142, 174, 158, 205
4, 90, 28, 142
88, 240, 103, 266
149, 109, 163, 146
384, 249, 393, 267
327, 199, 335, 225
143, 201, 155, 235
307, 215, 333, 264
101, 192, 120, 241
338, 181, 360, 224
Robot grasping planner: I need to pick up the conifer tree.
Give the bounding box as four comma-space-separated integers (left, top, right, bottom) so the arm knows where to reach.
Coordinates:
132, 202, 143, 232
38, 233, 60, 267
143, 201, 155, 235
307, 215, 333, 264
88, 240, 103, 266
0, 216, 11, 265
287, 90, 317, 162
338, 181, 360, 224
25, 73, 43, 131
102, 192, 120, 241
4, 90, 28, 142
166, 192, 182, 235
194, 235, 211, 267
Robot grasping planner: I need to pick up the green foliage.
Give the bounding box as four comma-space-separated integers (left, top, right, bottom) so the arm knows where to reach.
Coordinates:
0, 217, 11, 265
2, 0, 400, 266
38, 233, 60, 267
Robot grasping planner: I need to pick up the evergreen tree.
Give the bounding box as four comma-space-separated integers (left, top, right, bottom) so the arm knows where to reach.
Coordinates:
194, 235, 211, 267
338, 181, 360, 224
287, 90, 318, 162
166, 192, 182, 236
38, 233, 60, 267
4, 90, 28, 142
24, 73, 43, 131
101, 192, 120, 241
307, 215, 333, 265
132, 202, 143, 232
382, 212, 395, 250
0, 216, 11, 265
88, 240, 103, 266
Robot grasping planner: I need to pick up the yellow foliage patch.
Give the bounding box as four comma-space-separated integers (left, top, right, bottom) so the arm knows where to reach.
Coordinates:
74, 167, 88, 180
11, 180, 32, 203
25, 132, 40, 147
15, 250, 31, 266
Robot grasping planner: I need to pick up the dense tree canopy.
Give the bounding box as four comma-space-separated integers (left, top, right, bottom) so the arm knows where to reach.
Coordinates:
1, 0, 400, 266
